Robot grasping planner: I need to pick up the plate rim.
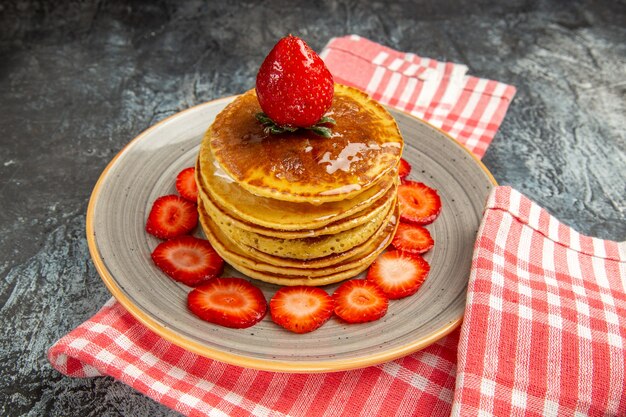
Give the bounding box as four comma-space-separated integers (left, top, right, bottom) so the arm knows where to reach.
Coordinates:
86, 94, 497, 373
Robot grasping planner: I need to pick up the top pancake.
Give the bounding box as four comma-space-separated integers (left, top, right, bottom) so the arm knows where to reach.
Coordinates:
207, 84, 403, 203
196, 142, 396, 231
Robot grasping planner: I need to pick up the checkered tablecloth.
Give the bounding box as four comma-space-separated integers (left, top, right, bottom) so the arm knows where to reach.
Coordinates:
48, 35, 626, 416
453, 186, 625, 416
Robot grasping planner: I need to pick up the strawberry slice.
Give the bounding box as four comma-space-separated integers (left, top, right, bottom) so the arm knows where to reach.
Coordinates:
397, 181, 442, 225
398, 158, 411, 181
175, 167, 198, 202
146, 195, 198, 239
151, 236, 224, 286
187, 277, 267, 328
270, 286, 334, 333
332, 280, 388, 324
391, 223, 434, 254
256, 35, 334, 128
366, 250, 430, 299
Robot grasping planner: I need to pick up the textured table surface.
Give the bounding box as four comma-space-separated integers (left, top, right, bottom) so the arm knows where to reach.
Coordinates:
1, 0, 624, 415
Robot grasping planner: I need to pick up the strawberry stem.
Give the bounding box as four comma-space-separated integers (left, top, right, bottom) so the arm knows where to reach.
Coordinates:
255, 113, 336, 138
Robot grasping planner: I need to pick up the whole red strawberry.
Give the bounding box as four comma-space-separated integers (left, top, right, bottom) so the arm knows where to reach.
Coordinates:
256, 35, 334, 128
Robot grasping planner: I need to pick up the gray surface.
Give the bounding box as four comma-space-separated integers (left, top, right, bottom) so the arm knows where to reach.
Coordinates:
0, 0, 624, 415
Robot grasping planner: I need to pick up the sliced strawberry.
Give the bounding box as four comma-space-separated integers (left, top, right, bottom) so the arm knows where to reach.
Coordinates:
332, 280, 388, 324
397, 181, 442, 225
176, 167, 198, 202
187, 277, 267, 328
256, 35, 334, 128
146, 195, 198, 239
151, 236, 224, 286
366, 250, 430, 299
391, 222, 434, 254
270, 286, 334, 333
398, 158, 411, 181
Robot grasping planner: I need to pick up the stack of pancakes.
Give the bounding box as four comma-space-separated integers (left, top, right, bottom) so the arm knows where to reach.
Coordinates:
195, 84, 403, 286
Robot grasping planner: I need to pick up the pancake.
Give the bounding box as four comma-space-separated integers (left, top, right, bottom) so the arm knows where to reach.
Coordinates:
222, 262, 370, 287
197, 144, 396, 231
198, 201, 400, 286
211, 191, 395, 260
207, 84, 403, 203
196, 160, 397, 239
198, 198, 399, 270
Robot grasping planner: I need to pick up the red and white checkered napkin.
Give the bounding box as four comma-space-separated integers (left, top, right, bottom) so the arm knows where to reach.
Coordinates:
320, 35, 516, 158
49, 35, 625, 416
453, 186, 626, 416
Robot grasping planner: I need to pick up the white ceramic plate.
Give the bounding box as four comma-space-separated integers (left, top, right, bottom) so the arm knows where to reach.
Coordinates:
87, 95, 495, 372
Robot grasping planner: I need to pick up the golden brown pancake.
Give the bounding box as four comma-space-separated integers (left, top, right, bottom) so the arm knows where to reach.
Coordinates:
198, 196, 398, 268
212, 193, 395, 260
197, 141, 396, 231
196, 157, 398, 239
198, 201, 400, 286
207, 84, 403, 203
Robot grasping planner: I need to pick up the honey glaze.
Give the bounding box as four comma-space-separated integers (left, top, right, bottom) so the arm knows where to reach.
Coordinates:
208, 84, 403, 202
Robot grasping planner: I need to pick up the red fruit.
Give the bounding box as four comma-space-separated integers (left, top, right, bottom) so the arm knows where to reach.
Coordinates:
256, 35, 334, 127
270, 286, 334, 333
397, 181, 442, 225
391, 223, 434, 254
151, 236, 224, 286
187, 277, 267, 328
366, 250, 430, 299
398, 158, 411, 180
176, 167, 198, 202
146, 195, 198, 239
332, 280, 388, 324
